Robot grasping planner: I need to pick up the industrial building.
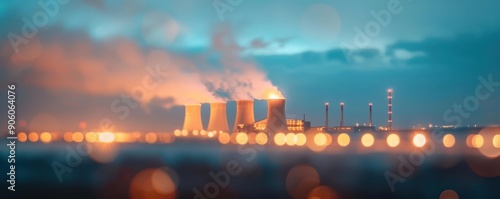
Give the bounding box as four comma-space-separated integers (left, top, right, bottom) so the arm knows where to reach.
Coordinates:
181, 89, 393, 135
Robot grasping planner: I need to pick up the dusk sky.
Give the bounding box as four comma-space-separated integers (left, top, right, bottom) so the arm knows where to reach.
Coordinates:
1, 0, 500, 131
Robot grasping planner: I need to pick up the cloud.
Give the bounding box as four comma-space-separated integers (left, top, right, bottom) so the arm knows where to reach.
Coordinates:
386, 32, 500, 68
201, 26, 284, 100
1, 29, 220, 107
249, 38, 269, 49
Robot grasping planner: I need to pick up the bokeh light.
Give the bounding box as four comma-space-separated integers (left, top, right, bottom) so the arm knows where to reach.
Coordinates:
466, 134, 474, 148
386, 133, 400, 147
439, 189, 459, 199
337, 133, 350, 147
307, 186, 338, 199
256, 133, 268, 145
18, 132, 27, 142
72, 132, 84, 142
286, 165, 320, 199
472, 134, 484, 148
413, 133, 426, 147
173, 129, 181, 137
286, 133, 296, 146
99, 132, 115, 143
361, 133, 374, 147
64, 132, 73, 142
236, 133, 248, 145
218, 132, 230, 144
477, 127, 500, 158
40, 132, 52, 143
494, 134, 500, 148
296, 133, 307, 146
79, 121, 87, 129
314, 133, 327, 146
443, 134, 455, 148
129, 168, 177, 199
28, 132, 39, 142
275, 132, 286, 146
145, 132, 158, 144
86, 132, 98, 143
181, 130, 188, 137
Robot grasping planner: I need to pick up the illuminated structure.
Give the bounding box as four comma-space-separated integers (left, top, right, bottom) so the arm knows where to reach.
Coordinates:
369, 103, 373, 127
233, 100, 255, 132
182, 104, 204, 132
207, 102, 229, 132
254, 119, 310, 133
325, 102, 329, 129
388, 89, 393, 130
264, 98, 288, 135
340, 102, 344, 127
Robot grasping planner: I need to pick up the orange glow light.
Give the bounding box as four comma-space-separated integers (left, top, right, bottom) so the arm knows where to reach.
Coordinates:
173, 129, 181, 137
337, 133, 350, 147
218, 132, 230, 144
28, 132, 39, 142
267, 90, 284, 99
86, 132, 98, 142
296, 133, 306, 146
314, 133, 327, 146
99, 132, 115, 143
40, 132, 52, 143
236, 133, 248, 145
386, 133, 400, 147
145, 132, 158, 144
413, 133, 426, 147
472, 134, 484, 148
72, 132, 84, 143
494, 135, 500, 148
18, 132, 27, 142
274, 132, 286, 146
286, 133, 296, 146
256, 133, 268, 145
443, 134, 455, 148
361, 133, 374, 147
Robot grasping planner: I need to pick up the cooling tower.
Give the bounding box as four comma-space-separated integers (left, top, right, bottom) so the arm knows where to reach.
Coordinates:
233, 100, 255, 132
207, 102, 229, 132
182, 104, 204, 131
265, 99, 287, 135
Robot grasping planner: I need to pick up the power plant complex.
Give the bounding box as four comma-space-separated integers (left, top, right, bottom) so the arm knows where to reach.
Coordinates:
181, 89, 395, 135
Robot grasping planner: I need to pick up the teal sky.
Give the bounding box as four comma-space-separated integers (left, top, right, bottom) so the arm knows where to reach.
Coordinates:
1, 0, 500, 131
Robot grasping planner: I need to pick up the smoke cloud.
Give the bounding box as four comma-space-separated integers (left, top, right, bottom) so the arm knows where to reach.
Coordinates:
2, 24, 282, 108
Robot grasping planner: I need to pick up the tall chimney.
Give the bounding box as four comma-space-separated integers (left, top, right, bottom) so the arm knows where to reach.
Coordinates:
369, 103, 373, 127
388, 89, 393, 130
207, 102, 229, 132
265, 99, 287, 135
325, 102, 329, 129
340, 102, 344, 127
233, 100, 255, 132
183, 104, 204, 132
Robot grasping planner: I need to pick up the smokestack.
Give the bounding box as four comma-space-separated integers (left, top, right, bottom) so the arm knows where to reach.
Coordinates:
340, 102, 344, 127
265, 99, 287, 135
233, 100, 255, 132
369, 103, 373, 127
388, 89, 393, 130
325, 102, 329, 129
183, 104, 204, 131
207, 102, 229, 132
